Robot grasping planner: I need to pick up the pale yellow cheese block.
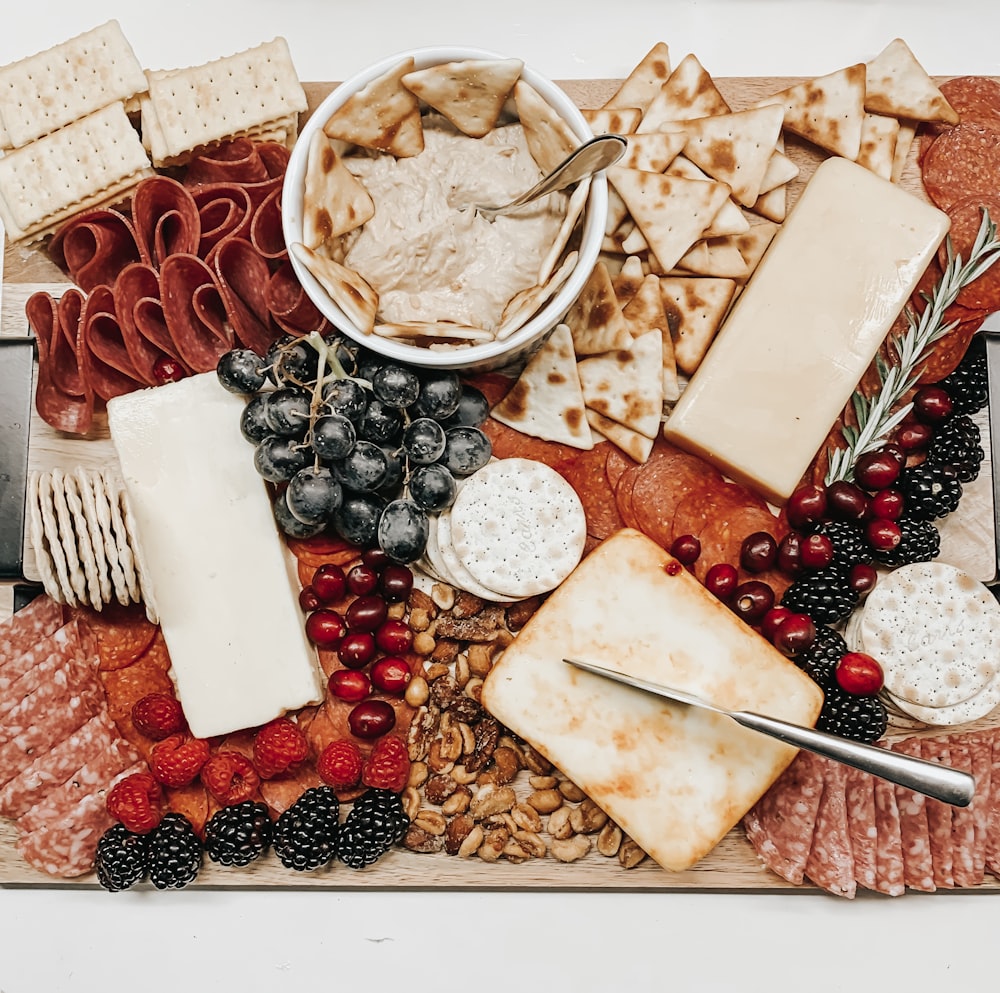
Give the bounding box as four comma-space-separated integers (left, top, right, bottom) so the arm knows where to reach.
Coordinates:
481, 529, 823, 871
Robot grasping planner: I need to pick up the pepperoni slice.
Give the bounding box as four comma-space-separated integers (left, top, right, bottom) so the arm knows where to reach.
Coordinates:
159, 253, 233, 372
922, 123, 1000, 212
131, 176, 201, 267
939, 76, 1000, 131
48, 207, 141, 292
82, 601, 158, 671
604, 446, 632, 489
164, 780, 211, 837
614, 462, 643, 531
939, 194, 1000, 310
553, 442, 624, 540
259, 764, 323, 816
212, 237, 277, 354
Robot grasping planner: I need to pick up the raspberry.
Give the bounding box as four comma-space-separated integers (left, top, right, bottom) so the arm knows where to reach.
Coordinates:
149, 735, 211, 788
131, 693, 186, 741
200, 751, 260, 806
317, 738, 364, 791
361, 735, 410, 792
106, 771, 163, 834
253, 718, 310, 779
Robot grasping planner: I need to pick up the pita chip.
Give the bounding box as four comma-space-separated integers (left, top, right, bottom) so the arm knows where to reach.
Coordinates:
373, 321, 494, 343
586, 408, 655, 463
291, 242, 378, 334
565, 260, 631, 355
538, 177, 590, 284
674, 237, 750, 280
733, 221, 779, 280
605, 183, 630, 236
623, 274, 679, 402
666, 155, 748, 236
757, 147, 799, 196
603, 42, 671, 112
620, 223, 650, 255
612, 255, 646, 305
764, 64, 866, 159
865, 38, 958, 124
659, 276, 736, 375
514, 79, 578, 173
491, 323, 592, 448
856, 113, 899, 181
638, 54, 731, 133
617, 131, 687, 172
302, 131, 375, 248
750, 183, 786, 223
609, 166, 730, 273
498, 250, 578, 341
891, 119, 917, 184
680, 105, 784, 206
402, 58, 523, 138
582, 106, 642, 135
323, 57, 424, 157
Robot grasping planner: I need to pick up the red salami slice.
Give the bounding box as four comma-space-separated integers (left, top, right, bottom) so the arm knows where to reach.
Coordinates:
192, 182, 254, 254
212, 236, 277, 354
131, 175, 201, 267
614, 462, 643, 530
922, 122, 1000, 212
939, 76, 1000, 131
184, 138, 271, 187
80, 602, 158, 672
872, 772, 905, 896
0, 596, 65, 667
938, 194, 1000, 311
265, 261, 330, 336
967, 732, 992, 881
48, 207, 142, 292
804, 760, 856, 898
891, 738, 935, 892
79, 284, 145, 400
604, 446, 632, 489
920, 738, 956, 887
987, 732, 1000, 878
845, 766, 877, 890
259, 763, 323, 816
249, 186, 286, 260
113, 262, 188, 373
159, 253, 233, 372
947, 740, 980, 886
553, 443, 624, 540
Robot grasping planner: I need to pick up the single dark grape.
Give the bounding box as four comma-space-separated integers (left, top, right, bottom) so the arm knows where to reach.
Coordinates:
272, 491, 326, 538
264, 334, 296, 385
273, 339, 319, 385
377, 500, 429, 563
359, 398, 403, 445
441, 426, 491, 477
217, 348, 266, 395
334, 494, 385, 547
411, 371, 462, 420
264, 387, 311, 438
402, 418, 446, 465
254, 435, 310, 483
339, 441, 389, 492
355, 348, 383, 384
312, 413, 356, 461
372, 364, 420, 409
377, 447, 405, 498
322, 378, 368, 424
408, 463, 457, 512
442, 384, 490, 428
286, 467, 343, 525
240, 394, 271, 444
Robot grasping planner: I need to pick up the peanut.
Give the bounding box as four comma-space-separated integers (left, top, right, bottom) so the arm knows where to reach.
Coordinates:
407, 761, 429, 789
413, 809, 448, 837
618, 837, 648, 869
470, 783, 517, 820
550, 835, 591, 863
558, 781, 586, 803
478, 827, 508, 863
441, 786, 472, 816
597, 822, 623, 858
569, 798, 608, 835
404, 674, 429, 707
546, 805, 574, 840
527, 789, 563, 814
430, 584, 455, 611
457, 824, 484, 859
511, 802, 543, 833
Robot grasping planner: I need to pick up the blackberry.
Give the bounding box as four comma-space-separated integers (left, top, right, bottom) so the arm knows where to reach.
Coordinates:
146, 813, 203, 890
925, 414, 984, 483
336, 788, 409, 869
273, 786, 341, 871
94, 823, 148, 892
794, 624, 847, 690
780, 563, 858, 624
205, 801, 274, 867
816, 683, 887, 744
939, 334, 987, 415
872, 514, 940, 567
899, 462, 962, 520
814, 520, 871, 567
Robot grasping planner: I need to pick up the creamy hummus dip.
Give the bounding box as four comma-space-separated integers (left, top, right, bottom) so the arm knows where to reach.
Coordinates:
343, 116, 568, 331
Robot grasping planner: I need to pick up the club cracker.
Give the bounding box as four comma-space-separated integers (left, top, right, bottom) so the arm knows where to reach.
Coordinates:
36, 472, 77, 607
26, 471, 62, 605
73, 466, 113, 606
50, 468, 88, 605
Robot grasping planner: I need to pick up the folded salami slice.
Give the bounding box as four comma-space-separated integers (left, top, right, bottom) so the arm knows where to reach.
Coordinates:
184, 137, 271, 186
845, 766, 877, 890
265, 260, 329, 336
131, 175, 201, 267
193, 182, 254, 255
249, 186, 286, 260
48, 206, 142, 292
921, 738, 956, 887
112, 261, 176, 381
159, 253, 232, 372
212, 236, 277, 354
78, 284, 146, 400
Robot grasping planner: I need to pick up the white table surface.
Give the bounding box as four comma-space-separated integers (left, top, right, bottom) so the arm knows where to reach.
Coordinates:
2, 3, 999, 989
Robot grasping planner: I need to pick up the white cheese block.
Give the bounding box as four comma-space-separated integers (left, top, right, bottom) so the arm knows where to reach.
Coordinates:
663, 157, 949, 504
107, 373, 325, 738
481, 528, 824, 872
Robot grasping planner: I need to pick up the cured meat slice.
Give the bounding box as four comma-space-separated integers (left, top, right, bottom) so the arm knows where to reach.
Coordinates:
211, 237, 276, 355
967, 732, 993, 881
193, 182, 253, 255
259, 763, 323, 816
921, 737, 956, 887
891, 738, 935, 892
604, 446, 632, 490
1, 618, 88, 716
184, 137, 271, 187
113, 262, 185, 377
613, 462, 643, 531
804, 759, 856, 897
742, 750, 825, 885
48, 207, 142, 292
131, 175, 201, 266
937, 77, 1000, 133
845, 766, 877, 890
873, 772, 905, 896
81, 602, 158, 672
947, 739, 980, 886
79, 285, 146, 400
249, 186, 286, 260
938, 194, 1000, 312
0, 596, 65, 668
922, 123, 1000, 212
265, 261, 330, 336
159, 253, 233, 372
164, 779, 211, 837
553, 443, 624, 541
987, 731, 1000, 878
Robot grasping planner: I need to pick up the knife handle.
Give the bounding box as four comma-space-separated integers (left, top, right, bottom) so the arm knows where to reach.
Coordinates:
732, 710, 975, 807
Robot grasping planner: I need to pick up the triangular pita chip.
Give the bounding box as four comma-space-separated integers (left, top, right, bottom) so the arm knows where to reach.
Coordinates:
603, 43, 671, 113
733, 221, 779, 279
497, 250, 578, 341
605, 183, 630, 236
680, 105, 784, 206
665, 155, 748, 236
608, 166, 730, 272
612, 255, 646, 304
323, 57, 424, 157
565, 260, 631, 355
673, 237, 750, 279
586, 408, 655, 463
623, 274, 679, 402
402, 58, 523, 138
855, 113, 899, 181
578, 328, 664, 439
764, 64, 866, 159
620, 223, 649, 255
659, 276, 735, 375
638, 54, 731, 133
750, 183, 786, 223
514, 79, 578, 173
291, 242, 379, 334
302, 131, 375, 248
756, 147, 799, 196
372, 321, 494, 343
581, 106, 642, 135
538, 177, 589, 284
890, 119, 917, 184
865, 38, 959, 125
491, 323, 592, 449
616, 131, 687, 172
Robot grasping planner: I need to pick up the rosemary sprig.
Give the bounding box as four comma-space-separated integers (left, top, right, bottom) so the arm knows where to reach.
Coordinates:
825, 208, 1000, 484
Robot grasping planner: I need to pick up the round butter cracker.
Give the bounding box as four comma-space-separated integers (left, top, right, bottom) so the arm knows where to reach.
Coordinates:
436, 508, 517, 603
449, 457, 586, 598
887, 674, 1000, 726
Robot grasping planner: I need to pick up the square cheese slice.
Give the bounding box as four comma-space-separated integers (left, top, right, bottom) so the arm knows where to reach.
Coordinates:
108, 373, 325, 737
482, 528, 823, 872
663, 156, 949, 504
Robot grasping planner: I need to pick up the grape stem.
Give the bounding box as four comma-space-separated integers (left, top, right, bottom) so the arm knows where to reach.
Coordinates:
300, 330, 350, 468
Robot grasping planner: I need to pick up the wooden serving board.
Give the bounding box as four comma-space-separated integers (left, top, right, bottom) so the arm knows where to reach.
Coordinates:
1, 78, 998, 892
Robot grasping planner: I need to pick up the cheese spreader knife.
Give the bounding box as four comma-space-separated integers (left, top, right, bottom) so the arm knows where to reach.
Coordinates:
563, 658, 975, 807
979, 310, 1000, 584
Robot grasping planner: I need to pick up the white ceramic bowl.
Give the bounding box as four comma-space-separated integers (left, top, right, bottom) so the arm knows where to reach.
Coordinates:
282, 45, 606, 372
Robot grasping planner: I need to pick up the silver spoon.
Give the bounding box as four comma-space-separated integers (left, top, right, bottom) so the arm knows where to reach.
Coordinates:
470, 133, 627, 222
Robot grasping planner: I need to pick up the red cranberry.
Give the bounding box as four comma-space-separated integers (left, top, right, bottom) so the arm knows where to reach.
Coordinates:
298, 586, 321, 612
882, 442, 906, 467
826, 481, 868, 521
328, 669, 371, 703
730, 581, 775, 624
305, 608, 347, 648
705, 563, 739, 601
379, 564, 414, 603
868, 488, 904, 521
346, 564, 379, 596
835, 652, 884, 695
370, 656, 412, 695
913, 385, 953, 425
786, 484, 827, 529
348, 699, 396, 739
865, 518, 902, 552
897, 422, 932, 453
362, 547, 391, 572
854, 450, 901, 491
740, 532, 778, 573
772, 613, 816, 657
849, 562, 878, 600
153, 356, 186, 384
670, 534, 702, 565
777, 532, 804, 576
311, 563, 347, 603
337, 631, 377, 669
345, 594, 388, 633
800, 533, 834, 570
375, 619, 413, 654
760, 606, 793, 642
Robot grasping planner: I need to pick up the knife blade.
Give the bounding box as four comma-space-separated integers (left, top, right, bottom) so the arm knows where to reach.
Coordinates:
563, 657, 975, 807
979, 310, 1000, 584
